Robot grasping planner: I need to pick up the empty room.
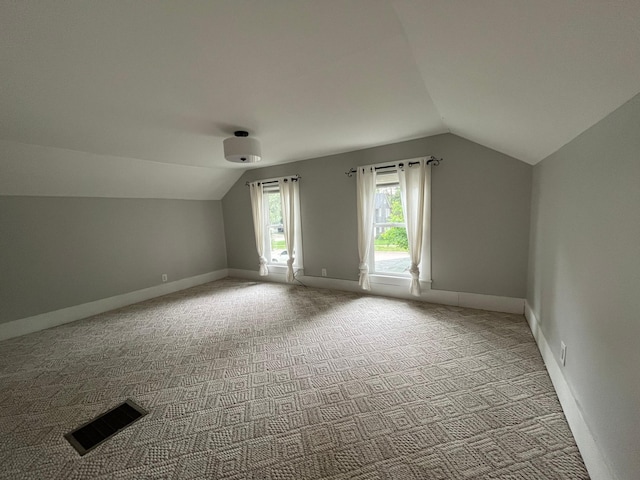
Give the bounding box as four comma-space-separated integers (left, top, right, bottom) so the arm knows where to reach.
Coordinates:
0, 1, 638, 479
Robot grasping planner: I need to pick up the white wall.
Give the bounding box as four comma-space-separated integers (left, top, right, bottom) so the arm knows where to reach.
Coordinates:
0, 196, 227, 324
527, 93, 640, 480
224, 133, 532, 299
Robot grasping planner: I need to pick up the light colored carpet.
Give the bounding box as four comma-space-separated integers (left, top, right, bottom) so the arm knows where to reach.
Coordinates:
0, 278, 589, 479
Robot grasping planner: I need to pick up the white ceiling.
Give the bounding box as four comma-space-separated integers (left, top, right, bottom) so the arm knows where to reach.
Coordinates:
1, 0, 639, 200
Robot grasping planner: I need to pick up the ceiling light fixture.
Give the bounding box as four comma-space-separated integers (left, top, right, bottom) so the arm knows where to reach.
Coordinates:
223, 131, 262, 163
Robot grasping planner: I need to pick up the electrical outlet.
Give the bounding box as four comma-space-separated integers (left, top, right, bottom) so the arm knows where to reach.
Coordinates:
162, 274, 168, 282
321, 268, 327, 277
560, 341, 567, 366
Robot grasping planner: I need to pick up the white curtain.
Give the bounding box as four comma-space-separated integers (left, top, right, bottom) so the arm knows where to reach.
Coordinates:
357, 166, 376, 290
249, 181, 269, 276
398, 159, 431, 295
278, 178, 299, 283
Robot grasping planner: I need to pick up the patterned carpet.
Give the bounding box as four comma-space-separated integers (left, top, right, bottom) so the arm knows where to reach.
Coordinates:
0, 278, 589, 479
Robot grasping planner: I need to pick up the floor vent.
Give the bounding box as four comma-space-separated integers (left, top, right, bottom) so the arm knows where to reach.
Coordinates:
64, 399, 148, 456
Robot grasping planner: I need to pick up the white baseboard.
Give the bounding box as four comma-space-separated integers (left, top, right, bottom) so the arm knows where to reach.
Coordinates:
458, 291, 524, 315
524, 301, 616, 480
0, 269, 228, 341
227, 268, 524, 314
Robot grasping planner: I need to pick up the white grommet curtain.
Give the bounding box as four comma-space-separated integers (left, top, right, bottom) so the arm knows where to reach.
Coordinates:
249, 181, 269, 276
356, 166, 376, 290
398, 159, 431, 295
278, 178, 299, 283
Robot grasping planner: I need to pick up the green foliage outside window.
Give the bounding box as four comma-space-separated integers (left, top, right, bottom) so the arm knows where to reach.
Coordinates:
377, 189, 408, 250
378, 227, 408, 250
267, 191, 282, 225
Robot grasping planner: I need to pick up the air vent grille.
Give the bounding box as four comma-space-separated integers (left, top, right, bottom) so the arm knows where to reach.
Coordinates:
64, 399, 147, 455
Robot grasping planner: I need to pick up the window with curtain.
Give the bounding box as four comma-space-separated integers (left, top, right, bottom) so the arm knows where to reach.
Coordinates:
249, 177, 303, 282
264, 185, 287, 264
357, 158, 431, 295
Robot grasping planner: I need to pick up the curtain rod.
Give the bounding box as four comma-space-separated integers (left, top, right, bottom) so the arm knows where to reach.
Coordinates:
245, 174, 301, 186
344, 155, 442, 177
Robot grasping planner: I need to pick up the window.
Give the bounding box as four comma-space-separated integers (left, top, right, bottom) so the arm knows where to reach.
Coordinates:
372, 171, 410, 275
355, 157, 431, 295
264, 185, 289, 264
249, 176, 303, 281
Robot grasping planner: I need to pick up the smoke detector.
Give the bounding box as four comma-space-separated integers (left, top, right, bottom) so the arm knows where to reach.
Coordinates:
223, 131, 262, 163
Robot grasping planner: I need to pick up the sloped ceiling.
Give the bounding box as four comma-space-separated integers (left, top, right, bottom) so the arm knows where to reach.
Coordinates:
1, 0, 639, 200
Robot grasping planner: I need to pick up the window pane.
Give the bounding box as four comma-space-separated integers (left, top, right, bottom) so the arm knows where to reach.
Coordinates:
374, 173, 404, 224
373, 173, 410, 274
266, 191, 282, 226
266, 191, 285, 263
374, 227, 410, 274
269, 226, 287, 262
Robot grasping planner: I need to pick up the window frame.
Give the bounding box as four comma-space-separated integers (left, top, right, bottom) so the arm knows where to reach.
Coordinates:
370, 170, 410, 278
262, 185, 285, 266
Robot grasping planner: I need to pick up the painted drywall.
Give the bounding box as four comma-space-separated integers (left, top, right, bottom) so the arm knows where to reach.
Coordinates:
223, 133, 532, 298
0, 139, 243, 200
527, 93, 640, 480
0, 197, 227, 324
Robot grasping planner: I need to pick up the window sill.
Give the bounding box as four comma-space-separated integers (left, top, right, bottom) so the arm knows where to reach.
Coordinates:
267, 264, 303, 275
369, 274, 432, 288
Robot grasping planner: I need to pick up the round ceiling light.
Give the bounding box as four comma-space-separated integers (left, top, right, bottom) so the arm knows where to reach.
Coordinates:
223, 131, 262, 163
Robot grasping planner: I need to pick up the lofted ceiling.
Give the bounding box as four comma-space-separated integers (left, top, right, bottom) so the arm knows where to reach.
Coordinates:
1, 0, 639, 200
